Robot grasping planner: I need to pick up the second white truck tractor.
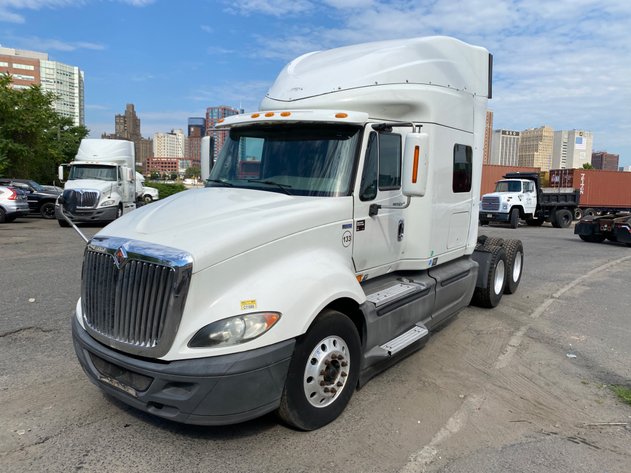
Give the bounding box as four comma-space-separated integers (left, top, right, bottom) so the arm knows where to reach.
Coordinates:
70, 37, 524, 430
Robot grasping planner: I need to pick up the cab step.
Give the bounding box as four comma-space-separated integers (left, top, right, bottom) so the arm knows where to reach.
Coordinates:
380, 324, 429, 356
365, 282, 424, 307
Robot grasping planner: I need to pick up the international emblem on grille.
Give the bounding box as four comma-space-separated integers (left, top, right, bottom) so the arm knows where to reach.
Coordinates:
114, 246, 128, 269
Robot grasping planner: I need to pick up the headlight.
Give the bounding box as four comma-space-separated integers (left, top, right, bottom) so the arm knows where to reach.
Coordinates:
100, 199, 115, 207
188, 312, 281, 348
502, 202, 508, 210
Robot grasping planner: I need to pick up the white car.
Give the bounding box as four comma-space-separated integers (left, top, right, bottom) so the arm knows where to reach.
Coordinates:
140, 186, 159, 203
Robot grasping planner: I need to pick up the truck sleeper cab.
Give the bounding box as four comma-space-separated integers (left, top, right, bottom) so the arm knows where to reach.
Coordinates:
71, 37, 523, 430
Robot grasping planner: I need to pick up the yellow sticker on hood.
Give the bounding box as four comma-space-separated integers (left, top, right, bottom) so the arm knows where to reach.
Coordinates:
240, 299, 257, 310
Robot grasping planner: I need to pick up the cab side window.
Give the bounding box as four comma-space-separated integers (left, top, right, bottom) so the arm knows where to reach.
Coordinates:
360, 131, 402, 201
378, 133, 401, 190
452, 144, 472, 193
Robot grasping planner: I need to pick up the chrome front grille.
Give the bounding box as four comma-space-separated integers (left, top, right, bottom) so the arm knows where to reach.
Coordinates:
81, 237, 193, 357
63, 189, 100, 208
481, 196, 500, 211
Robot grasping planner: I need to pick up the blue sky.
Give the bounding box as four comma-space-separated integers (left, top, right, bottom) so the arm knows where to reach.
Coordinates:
1, 0, 630, 167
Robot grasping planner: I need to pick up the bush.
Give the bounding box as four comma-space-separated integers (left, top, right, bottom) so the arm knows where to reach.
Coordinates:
144, 182, 187, 199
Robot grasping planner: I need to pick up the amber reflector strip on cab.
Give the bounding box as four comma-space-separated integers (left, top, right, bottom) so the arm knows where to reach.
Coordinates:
412, 146, 420, 184
335, 113, 348, 118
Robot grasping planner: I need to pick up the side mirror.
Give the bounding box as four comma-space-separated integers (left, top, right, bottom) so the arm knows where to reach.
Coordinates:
58, 165, 65, 182
402, 132, 429, 197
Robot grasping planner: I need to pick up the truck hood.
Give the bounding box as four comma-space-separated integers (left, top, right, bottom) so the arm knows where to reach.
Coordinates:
96, 188, 353, 272
64, 179, 118, 194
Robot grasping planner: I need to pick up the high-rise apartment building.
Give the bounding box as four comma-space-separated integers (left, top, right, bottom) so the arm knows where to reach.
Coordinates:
0, 46, 84, 126
153, 129, 186, 158
102, 103, 152, 169
591, 151, 619, 171
206, 106, 240, 162
552, 130, 593, 169
187, 117, 206, 168
115, 104, 142, 142
518, 126, 554, 171
490, 130, 520, 166
483, 110, 493, 164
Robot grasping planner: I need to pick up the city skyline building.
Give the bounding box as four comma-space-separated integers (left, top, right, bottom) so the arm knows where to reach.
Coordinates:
0, 46, 84, 126
102, 103, 152, 169
206, 105, 241, 162
187, 117, 206, 168
552, 130, 593, 169
490, 129, 520, 166
518, 125, 554, 171
153, 128, 186, 159
592, 151, 619, 171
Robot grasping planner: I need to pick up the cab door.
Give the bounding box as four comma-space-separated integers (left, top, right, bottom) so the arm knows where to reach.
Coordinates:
352, 127, 406, 273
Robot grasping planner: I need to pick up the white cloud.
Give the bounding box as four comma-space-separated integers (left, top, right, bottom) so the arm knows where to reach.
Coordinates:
223, 0, 313, 17
10, 35, 105, 51
192, 80, 271, 112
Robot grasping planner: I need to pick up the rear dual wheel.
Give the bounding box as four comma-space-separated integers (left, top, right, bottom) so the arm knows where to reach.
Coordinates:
472, 245, 507, 308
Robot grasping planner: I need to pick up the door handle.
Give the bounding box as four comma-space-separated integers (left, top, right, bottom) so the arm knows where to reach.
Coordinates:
397, 220, 405, 241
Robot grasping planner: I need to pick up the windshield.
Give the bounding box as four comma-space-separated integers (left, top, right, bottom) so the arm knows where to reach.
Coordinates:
68, 164, 118, 181
494, 180, 522, 193
207, 124, 361, 196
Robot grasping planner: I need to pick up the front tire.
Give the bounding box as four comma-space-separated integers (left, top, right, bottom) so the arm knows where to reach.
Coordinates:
40, 202, 56, 219
143, 195, 153, 203
509, 208, 520, 229
278, 310, 360, 431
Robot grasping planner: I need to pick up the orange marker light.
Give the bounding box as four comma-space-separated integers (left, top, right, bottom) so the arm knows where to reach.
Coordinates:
412, 146, 420, 183
218, 118, 224, 123
335, 113, 348, 119
251, 113, 260, 118
264, 112, 275, 117
280, 111, 291, 117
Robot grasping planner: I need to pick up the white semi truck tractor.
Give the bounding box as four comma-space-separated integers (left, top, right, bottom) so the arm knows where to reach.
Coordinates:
70, 37, 524, 430
56, 139, 137, 227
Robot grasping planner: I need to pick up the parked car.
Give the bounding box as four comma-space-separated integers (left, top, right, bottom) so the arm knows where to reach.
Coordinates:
0, 179, 61, 219
0, 185, 30, 223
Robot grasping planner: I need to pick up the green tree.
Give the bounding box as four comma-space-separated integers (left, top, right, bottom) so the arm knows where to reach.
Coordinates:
0, 74, 89, 183
184, 165, 201, 180
582, 162, 594, 169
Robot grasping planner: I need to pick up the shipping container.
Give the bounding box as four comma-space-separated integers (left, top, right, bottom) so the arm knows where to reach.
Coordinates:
549, 169, 631, 212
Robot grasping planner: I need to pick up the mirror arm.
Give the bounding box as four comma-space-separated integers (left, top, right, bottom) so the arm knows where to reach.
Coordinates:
369, 196, 411, 217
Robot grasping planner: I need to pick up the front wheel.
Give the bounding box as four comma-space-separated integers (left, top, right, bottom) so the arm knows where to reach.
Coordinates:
40, 202, 56, 219
278, 310, 360, 431
509, 208, 520, 229
143, 195, 153, 203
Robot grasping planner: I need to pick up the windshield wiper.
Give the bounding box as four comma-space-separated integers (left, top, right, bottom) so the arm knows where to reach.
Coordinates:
206, 179, 234, 187
247, 179, 293, 195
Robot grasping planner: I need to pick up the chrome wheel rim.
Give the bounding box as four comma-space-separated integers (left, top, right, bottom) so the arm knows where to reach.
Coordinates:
303, 336, 350, 408
512, 252, 522, 283
494, 260, 505, 295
